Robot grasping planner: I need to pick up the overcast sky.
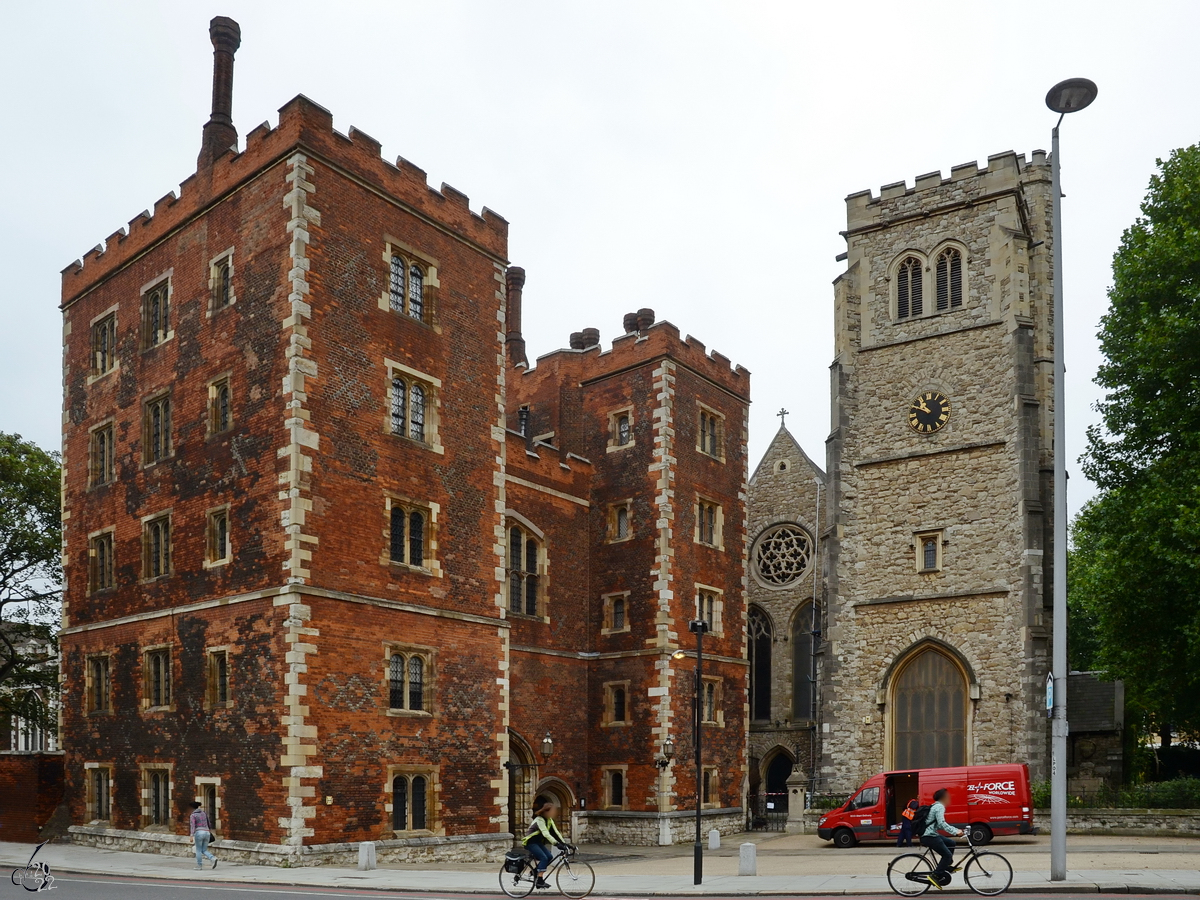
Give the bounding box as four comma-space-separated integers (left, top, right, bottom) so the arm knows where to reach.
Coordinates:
2, 1, 1197, 520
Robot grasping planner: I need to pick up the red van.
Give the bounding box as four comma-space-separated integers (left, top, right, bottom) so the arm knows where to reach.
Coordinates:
816, 764, 1033, 847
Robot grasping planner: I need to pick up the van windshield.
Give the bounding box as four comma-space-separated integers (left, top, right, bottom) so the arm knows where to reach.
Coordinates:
848, 786, 879, 811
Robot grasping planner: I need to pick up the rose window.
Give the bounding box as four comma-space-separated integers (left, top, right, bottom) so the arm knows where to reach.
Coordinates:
753, 524, 812, 586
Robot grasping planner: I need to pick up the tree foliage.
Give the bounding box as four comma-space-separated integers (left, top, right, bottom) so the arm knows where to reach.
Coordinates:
1074, 144, 1200, 746
0, 432, 62, 730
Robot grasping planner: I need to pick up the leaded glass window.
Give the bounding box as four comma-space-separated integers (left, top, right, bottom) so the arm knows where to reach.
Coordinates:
409, 384, 426, 442
792, 603, 813, 720
923, 538, 939, 571
408, 511, 424, 567
389, 254, 406, 312
408, 656, 424, 711
393, 776, 408, 829
408, 265, 424, 321
389, 653, 406, 708
617, 414, 631, 446
92, 314, 116, 374
507, 523, 541, 616
391, 377, 406, 435
144, 282, 170, 346
145, 516, 171, 579
144, 395, 171, 463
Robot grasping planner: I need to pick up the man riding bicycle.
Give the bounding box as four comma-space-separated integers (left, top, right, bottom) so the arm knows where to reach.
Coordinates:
921, 788, 965, 888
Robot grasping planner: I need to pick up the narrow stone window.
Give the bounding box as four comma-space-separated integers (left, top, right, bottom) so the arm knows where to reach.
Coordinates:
612, 597, 625, 630
389, 507, 405, 563
613, 687, 627, 722
393, 776, 408, 829
89, 767, 112, 821
608, 770, 624, 808
143, 394, 172, 464
208, 650, 229, 706
697, 499, 720, 546
202, 784, 218, 832
389, 254, 406, 312
702, 767, 718, 805
391, 377, 407, 436
408, 510, 425, 567
90, 424, 115, 486
615, 505, 630, 540
213, 258, 232, 308
409, 383, 426, 442
698, 590, 715, 630
87, 656, 111, 713
924, 538, 938, 570
206, 508, 230, 564
936, 248, 963, 310
89, 532, 114, 592
792, 603, 814, 720
704, 682, 716, 723
209, 377, 232, 434
408, 265, 424, 321
407, 656, 424, 711
897, 256, 923, 319
699, 411, 719, 456
92, 314, 117, 375
145, 648, 172, 708
617, 414, 631, 445
917, 530, 944, 573
143, 515, 171, 579
143, 281, 171, 347
389, 653, 405, 708
145, 769, 171, 827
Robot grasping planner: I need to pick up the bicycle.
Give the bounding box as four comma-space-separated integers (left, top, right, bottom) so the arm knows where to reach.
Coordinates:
499, 843, 595, 898
886, 829, 1013, 896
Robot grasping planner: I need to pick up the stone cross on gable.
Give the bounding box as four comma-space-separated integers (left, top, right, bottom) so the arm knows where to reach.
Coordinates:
777, 407, 789, 428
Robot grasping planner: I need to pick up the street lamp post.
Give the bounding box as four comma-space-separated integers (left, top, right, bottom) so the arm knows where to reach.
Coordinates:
1044, 77, 1097, 884
688, 619, 709, 886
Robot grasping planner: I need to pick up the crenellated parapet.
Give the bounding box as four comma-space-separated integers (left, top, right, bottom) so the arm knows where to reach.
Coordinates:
522, 319, 750, 400
844, 150, 1051, 235
61, 94, 508, 305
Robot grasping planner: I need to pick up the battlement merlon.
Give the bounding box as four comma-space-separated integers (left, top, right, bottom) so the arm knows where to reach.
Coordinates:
842, 149, 1050, 235
518, 319, 750, 400
60, 93, 509, 307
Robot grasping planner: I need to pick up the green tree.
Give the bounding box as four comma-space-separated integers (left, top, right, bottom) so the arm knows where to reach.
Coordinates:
1075, 143, 1200, 748
0, 432, 62, 731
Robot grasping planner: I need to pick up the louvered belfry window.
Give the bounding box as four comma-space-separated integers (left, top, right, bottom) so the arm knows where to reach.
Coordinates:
897, 257, 923, 319
936, 248, 963, 311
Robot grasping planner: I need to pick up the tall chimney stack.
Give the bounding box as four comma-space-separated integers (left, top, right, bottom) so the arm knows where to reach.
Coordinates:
198, 16, 242, 168
505, 267, 528, 368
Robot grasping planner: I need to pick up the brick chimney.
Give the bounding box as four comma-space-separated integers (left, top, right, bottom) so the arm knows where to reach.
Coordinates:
506, 267, 528, 367
198, 16, 242, 169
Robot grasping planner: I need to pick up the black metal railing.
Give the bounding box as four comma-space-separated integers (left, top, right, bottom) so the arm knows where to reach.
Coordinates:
1032, 779, 1200, 810
746, 792, 789, 831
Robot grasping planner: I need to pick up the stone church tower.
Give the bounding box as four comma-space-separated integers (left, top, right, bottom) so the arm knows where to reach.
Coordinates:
820, 151, 1056, 789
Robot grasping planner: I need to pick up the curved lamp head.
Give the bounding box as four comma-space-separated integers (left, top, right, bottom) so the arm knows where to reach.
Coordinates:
656, 735, 676, 769
1046, 78, 1098, 114
541, 732, 554, 760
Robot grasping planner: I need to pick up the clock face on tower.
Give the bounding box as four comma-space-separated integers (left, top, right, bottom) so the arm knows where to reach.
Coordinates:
908, 390, 951, 434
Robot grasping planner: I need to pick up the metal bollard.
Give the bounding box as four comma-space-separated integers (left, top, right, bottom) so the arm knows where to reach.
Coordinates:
738, 842, 757, 876
708, 829, 720, 850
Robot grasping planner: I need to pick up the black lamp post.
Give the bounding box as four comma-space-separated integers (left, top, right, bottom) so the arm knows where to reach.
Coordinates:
688, 619, 709, 885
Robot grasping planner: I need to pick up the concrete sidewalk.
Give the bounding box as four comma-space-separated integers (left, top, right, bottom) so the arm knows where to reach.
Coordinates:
2, 836, 1198, 895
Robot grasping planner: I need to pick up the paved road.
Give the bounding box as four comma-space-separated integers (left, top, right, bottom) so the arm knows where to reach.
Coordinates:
21, 875, 1190, 900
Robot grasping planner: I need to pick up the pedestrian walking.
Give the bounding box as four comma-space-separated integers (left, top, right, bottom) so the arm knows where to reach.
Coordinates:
189, 801, 218, 869
896, 799, 919, 847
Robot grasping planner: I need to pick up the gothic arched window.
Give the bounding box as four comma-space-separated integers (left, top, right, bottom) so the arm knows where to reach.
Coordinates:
936, 247, 963, 310
897, 256, 923, 319
748, 606, 773, 722
791, 603, 813, 720
892, 647, 967, 769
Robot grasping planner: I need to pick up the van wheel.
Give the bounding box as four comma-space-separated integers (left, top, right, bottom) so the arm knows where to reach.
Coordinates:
969, 823, 993, 845
832, 828, 857, 848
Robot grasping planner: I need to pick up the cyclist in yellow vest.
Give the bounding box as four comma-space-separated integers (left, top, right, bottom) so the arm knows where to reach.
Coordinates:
522, 796, 567, 889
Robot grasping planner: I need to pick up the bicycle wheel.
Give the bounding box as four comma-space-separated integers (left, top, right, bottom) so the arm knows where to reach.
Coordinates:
887, 853, 934, 896
964, 851, 1013, 896
556, 858, 595, 899
499, 861, 537, 898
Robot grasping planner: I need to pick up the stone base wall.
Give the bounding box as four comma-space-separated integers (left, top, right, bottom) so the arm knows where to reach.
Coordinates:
67, 825, 511, 867
571, 808, 743, 845
1034, 808, 1200, 837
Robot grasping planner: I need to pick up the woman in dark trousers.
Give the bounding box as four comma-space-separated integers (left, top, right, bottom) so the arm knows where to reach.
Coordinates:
521, 795, 567, 889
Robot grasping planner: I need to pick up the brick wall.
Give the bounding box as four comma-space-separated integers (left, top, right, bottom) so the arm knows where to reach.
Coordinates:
0, 753, 65, 842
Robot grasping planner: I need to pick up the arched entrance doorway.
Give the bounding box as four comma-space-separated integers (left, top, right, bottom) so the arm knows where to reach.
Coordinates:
507, 731, 537, 844
891, 646, 967, 769
765, 752, 794, 808
749, 748, 795, 831
536, 779, 575, 838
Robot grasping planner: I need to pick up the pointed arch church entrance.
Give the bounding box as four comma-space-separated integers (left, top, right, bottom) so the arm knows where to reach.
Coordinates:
890, 646, 967, 769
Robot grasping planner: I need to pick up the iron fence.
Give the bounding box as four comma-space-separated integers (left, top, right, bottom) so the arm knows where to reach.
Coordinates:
1033, 780, 1200, 810
746, 792, 789, 831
